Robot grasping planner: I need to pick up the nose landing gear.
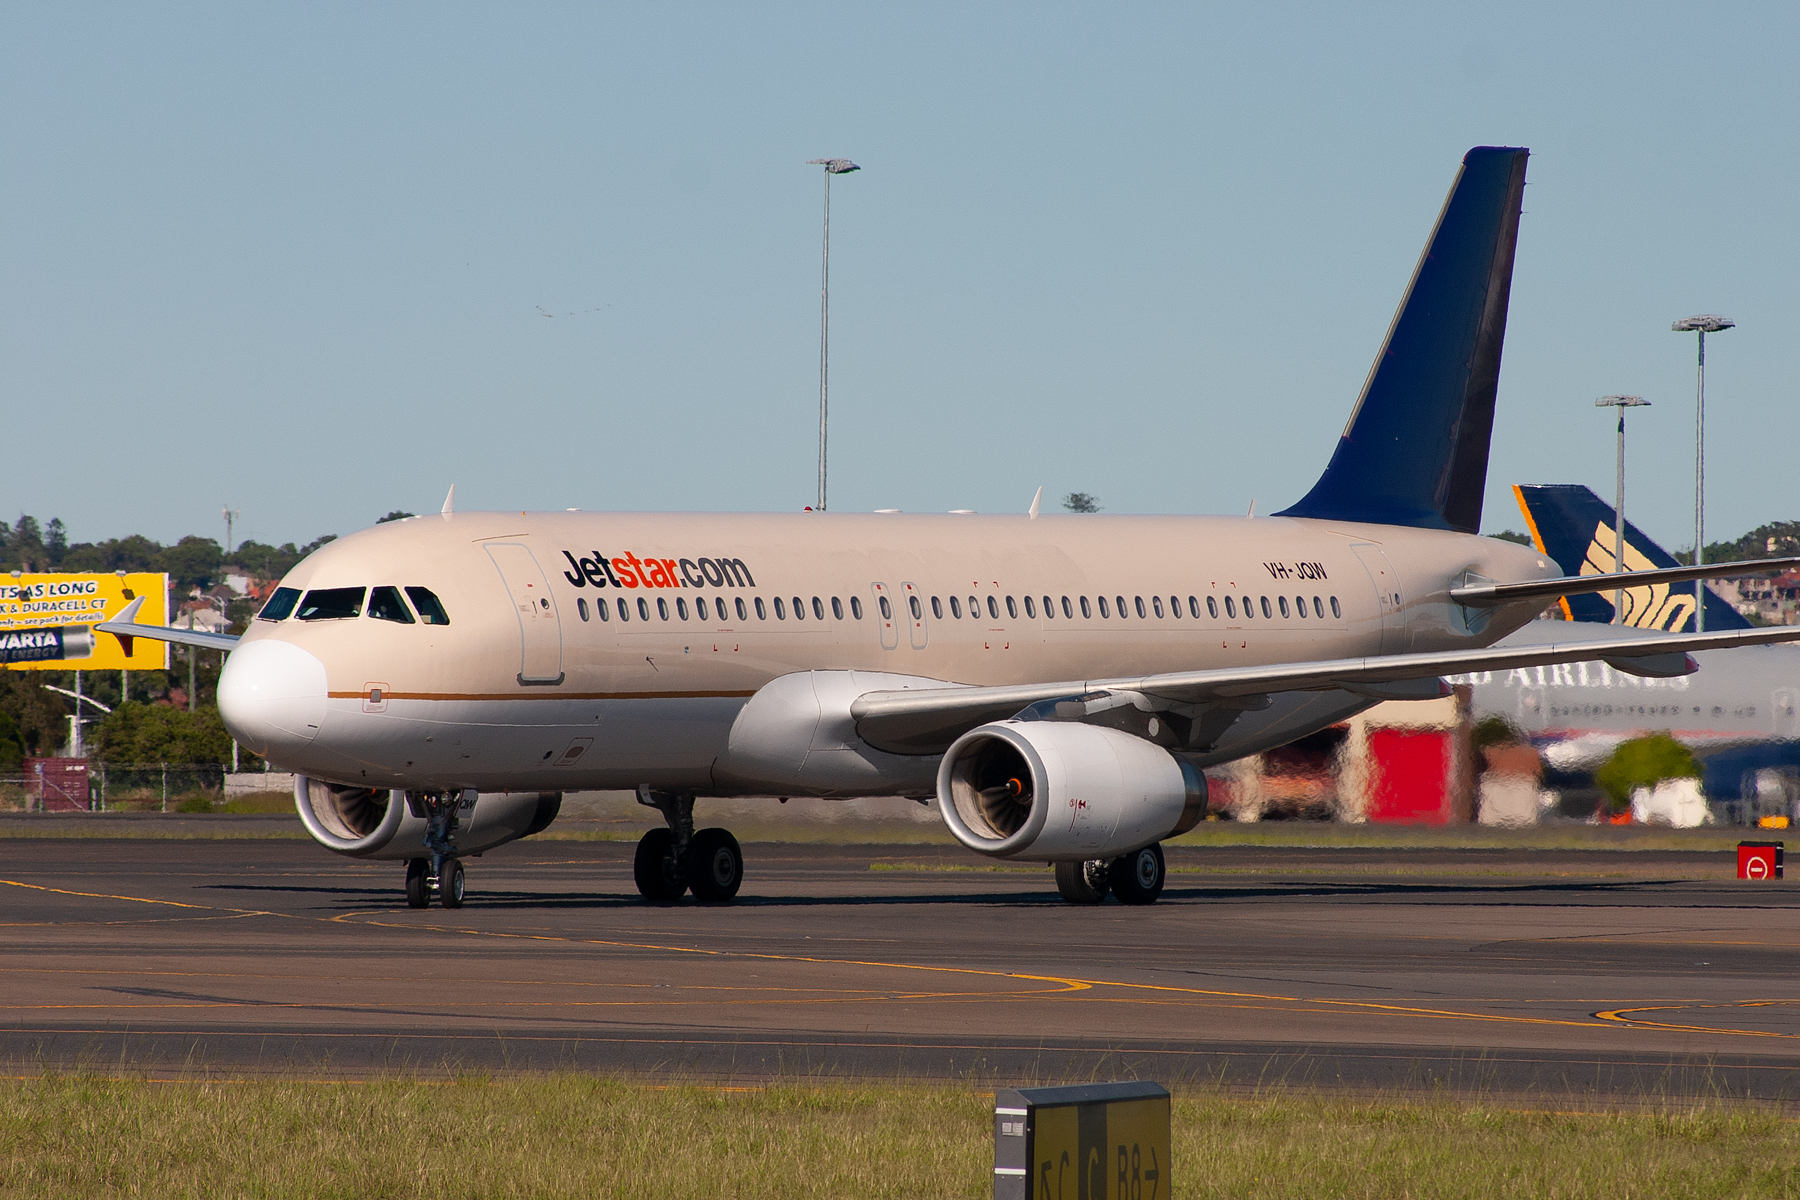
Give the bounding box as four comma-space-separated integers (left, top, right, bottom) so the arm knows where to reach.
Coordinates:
633, 788, 744, 904
403, 790, 470, 909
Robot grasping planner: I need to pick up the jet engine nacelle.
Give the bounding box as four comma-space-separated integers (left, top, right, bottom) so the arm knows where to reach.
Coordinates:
936, 721, 1206, 861
294, 775, 562, 860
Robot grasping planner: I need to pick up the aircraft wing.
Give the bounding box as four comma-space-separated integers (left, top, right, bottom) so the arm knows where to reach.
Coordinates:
1450, 555, 1800, 607
849, 624, 1800, 754
95, 596, 242, 654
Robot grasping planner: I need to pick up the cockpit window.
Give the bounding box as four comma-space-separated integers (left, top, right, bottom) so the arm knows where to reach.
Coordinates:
258, 587, 301, 621
368, 586, 415, 624
296, 587, 366, 621
404, 586, 451, 625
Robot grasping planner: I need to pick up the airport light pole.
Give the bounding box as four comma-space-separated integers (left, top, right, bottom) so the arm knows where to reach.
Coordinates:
807, 158, 859, 512
1595, 396, 1649, 624
1672, 314, 1734, 631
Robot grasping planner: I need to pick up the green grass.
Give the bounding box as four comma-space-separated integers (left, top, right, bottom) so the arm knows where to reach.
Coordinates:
1, 1076, 1797, 1199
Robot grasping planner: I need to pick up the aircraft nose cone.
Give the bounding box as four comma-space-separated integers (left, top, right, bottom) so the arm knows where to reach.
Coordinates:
218, 639, 329, 761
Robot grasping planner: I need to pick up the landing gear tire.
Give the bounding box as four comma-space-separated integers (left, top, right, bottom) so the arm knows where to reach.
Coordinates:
687, 828, 743, 902
1108, 843, 1166, 906
634, 827, 688, 904
440, 859, 465, 908
1054, 859, 1111, 904
405, 859, 429, 909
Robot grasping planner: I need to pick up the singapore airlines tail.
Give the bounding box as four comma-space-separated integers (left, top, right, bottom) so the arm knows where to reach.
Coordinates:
1513, 484, 1753, 632
1278, 147, 1529, 533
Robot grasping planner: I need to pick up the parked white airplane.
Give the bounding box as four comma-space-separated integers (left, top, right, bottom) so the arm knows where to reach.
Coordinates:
102, 147, 1800, 908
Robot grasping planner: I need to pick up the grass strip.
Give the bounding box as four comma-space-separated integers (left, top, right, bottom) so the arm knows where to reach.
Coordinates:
2, 1075, 1797, 1199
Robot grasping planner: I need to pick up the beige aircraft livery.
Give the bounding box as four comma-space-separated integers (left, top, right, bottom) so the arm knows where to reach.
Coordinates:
103, 147, 1800, 909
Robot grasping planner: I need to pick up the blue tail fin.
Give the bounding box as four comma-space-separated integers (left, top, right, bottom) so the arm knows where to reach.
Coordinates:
1278, 147, 1529, 534
1513, 483, 1751, 631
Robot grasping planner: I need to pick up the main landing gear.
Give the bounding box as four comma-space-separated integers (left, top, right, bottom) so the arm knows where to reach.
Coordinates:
404, 791, 469, 909
1054, 843, 1166, 906
633, 788, 744, 904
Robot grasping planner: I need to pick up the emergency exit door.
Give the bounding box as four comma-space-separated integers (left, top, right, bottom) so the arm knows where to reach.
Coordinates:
485, 542, 565, 684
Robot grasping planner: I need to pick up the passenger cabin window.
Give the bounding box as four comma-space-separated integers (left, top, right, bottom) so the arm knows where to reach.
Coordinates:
1242, 595, 1254, 617
1080, 596, 1091, 618
1062, 596, 1073, 619
1135, 596, 1147, 618
968, 595, 979, 617
1116, 596, 1128, 618
1278, 596, 1290, 618
931, 596, 943, 619
1206, 596, 1218, 619
296, 587, 365, 621
756, 597, 768, 620
1024, 596, 1036, 619
368, 586, 415, 624
1224, 596, 1236, 619
878, 595, 891, 620
1330, 596, 1341, 619
1152, 596, 1164, 619
405, 587, 451, 625
677, 597, 690, 620
1042, 595, 1054, 618
792, 596, 805, 620
618, 598, 631, 621
258, 587, 301, 621
813, 597, 825, 621
736, 597, 749, 621
1171, 595, 1182, 618
1098, 596, 1110, 618
1005, 596, 1017, 619
639, 598, 652, 621
1314, 596, 1324, 618
850, 596, 863, 619
950, 596, 962, 619
576, 597, 590, 622
987, 596, 1000, 620
908, 595, 921, 620
597, 598, 610, 621
832, 597, 844, 620
1260, 596, 1272, 618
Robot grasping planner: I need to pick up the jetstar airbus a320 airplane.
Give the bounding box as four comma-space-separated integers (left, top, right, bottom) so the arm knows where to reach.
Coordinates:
103, 146, 1800, 909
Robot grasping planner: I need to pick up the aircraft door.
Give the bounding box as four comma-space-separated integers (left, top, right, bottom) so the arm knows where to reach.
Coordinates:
870, 583, 899, 650
901, 582, 928, 649
1349, 543, 1405, 655
1775, 688, 1798, 739
485, 543, 565, 685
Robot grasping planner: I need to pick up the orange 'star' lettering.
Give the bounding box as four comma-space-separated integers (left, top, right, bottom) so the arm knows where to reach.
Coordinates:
612, 558, 639, 588
661, 559, 681, 586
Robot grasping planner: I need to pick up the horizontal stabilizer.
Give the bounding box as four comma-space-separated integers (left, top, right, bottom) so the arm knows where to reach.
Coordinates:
1450, 555, 1800, 607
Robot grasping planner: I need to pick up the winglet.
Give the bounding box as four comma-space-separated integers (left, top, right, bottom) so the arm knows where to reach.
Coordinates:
441, 484, 456, 516
102, 595, 145, 657
1028, 487, 1042, 520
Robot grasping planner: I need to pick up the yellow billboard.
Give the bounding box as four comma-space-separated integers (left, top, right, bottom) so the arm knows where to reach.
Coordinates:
0, 574, 170, 671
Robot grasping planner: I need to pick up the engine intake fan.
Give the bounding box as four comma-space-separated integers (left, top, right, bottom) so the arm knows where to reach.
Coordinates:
936, 720, 1205, 861
294, 776, 562, 859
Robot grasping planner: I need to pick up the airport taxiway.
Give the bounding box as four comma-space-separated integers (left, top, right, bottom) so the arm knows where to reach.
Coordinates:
5, 826, 1800, 1101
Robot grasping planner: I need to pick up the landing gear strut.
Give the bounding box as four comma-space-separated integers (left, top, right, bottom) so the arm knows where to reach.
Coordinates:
403, 790, 469, 908
633, 788, 743, 904
1054, 843, 1166, 905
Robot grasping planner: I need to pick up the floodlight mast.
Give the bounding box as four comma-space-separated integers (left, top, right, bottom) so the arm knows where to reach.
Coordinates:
1671, 314, 1734, 631
807, 158, 859, 512
1594, 396, 1649, 624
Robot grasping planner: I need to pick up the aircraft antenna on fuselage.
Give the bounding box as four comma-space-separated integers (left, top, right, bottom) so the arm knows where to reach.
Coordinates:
1028, 486, 1042, 519
441, 484, 456, 516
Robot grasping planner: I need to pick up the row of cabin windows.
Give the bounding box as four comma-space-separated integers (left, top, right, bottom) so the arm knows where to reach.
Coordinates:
572, 590, 1343, 625
577, 594, 864, 624
258, 586, 451, 625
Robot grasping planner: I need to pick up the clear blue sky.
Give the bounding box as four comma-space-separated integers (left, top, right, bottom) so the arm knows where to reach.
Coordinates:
4, 3, 1795, 554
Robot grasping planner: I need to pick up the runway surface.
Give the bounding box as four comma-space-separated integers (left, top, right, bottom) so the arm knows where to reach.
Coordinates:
6, 827, 1800, 1101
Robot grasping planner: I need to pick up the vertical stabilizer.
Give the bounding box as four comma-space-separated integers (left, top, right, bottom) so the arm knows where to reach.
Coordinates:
1277, 147, 1529, 533
1513, 483, 1750, 631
